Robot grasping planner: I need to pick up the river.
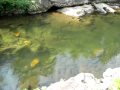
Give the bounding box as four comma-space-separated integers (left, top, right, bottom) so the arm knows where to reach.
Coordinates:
0, 12, 120, 90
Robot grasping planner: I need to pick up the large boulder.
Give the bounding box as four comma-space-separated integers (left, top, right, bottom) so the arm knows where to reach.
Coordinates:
28, 0, 52, 14
50, 0, 89, 7
50, 0, 119, 7
28, 0, 90, 14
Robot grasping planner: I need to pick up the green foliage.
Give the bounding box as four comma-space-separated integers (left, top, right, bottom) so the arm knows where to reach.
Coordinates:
115, 78, 120, 90
0, 0, 31, 15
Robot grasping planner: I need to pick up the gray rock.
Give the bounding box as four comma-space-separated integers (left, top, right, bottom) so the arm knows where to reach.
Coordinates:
1, 0, 119, 15
94, 0, 118, 3
50, 0, 119, 7
108, 3, 120, 9
28, 0, 52, 14
51, 0, 89, 7
29, 0, 89, 14
93, 3, 116, 14
110, 5, 120, 9
21, 0, 120, 14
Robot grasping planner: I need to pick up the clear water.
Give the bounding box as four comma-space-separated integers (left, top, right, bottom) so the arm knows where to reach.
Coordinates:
0, 12, 120, 89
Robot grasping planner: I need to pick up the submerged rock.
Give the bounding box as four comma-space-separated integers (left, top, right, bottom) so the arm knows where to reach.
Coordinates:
57, 5, 94, 17
93, 3, 116, 14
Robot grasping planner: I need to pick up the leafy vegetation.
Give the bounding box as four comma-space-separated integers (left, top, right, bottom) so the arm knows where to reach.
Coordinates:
115, 78, 120, 90
0, 0, 31, 15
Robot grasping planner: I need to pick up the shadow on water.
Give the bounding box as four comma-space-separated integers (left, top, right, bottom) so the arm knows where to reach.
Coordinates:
0, 13, 120, 89
0, 13, 50, 32
0, 48, 15, 65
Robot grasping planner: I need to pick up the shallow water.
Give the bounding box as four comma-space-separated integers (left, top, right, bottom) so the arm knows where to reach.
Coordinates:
0, 12, 120, 89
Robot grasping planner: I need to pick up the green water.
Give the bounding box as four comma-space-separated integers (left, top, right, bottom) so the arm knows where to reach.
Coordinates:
0, 12, 120, 89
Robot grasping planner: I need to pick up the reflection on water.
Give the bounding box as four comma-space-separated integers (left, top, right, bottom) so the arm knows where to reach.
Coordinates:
39, 53, 120, 87
1, 53, 120, 89
39, 53, 103, 87
0, 64, 19, 90
106, 53, 120, 68
0, 12, 120, 89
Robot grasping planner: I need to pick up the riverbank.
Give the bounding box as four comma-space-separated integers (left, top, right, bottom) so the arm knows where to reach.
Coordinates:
0, 0, 120, 16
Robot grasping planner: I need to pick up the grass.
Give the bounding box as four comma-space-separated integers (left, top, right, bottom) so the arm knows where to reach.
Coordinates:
115, 78, 120, 90
0, 0, 31, 15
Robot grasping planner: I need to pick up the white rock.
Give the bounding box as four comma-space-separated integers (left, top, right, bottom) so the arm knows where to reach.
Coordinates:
93, 3, 116, 14
57, 5, 94, 17
46, 73, 98, 90
57, 6, 85, 17
44, 67, 120, 90
103, 67, 120, 79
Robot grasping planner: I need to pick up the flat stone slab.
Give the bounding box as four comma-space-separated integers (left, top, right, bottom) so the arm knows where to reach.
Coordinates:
57, 5, 94, 17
